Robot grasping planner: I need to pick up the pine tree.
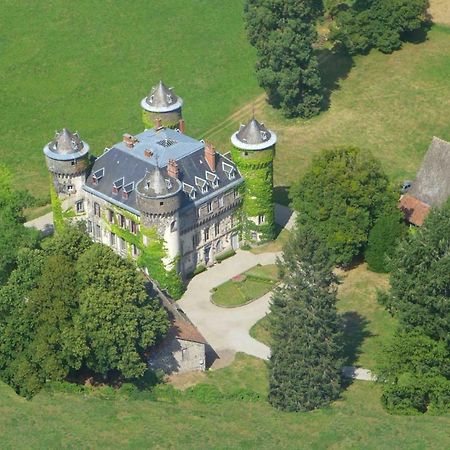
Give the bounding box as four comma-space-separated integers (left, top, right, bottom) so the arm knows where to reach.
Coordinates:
269, 227, 343, 411
244, 0, 324, 118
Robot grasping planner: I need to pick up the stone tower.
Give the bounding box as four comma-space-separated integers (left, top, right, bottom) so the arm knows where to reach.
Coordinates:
231, 118, 277, 242
136, 165, 183, 268
43, 128, 90, 207
141, 80, 185, 132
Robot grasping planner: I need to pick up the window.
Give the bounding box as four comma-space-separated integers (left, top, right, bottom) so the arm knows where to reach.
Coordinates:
93, 202, 101, 217
207, 202, 213, 213
258, 214, 266, 225
110, 232, 116, 247
132, 244, 138, 257
130, 221, 138, 234
215, 222, 220, 236
95, 224, 101, 239
119, 214, 126, 228
76, 200, 84, 213
234, 189, 239, 199
108, 209, 114, 223
119, 237, 126, 252
192, 233, 198, 248
67, 185, 74, 193
87, 220, 93, 233
218, 196, 224, 208
170, 220, 177, 232
204, 228, 209, 241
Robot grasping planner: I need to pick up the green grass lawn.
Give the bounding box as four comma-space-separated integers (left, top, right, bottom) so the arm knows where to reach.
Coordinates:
1, 353, 449, 449
0, 0, 260, 199
211, 264, 278, 307
210, 25, 450, 193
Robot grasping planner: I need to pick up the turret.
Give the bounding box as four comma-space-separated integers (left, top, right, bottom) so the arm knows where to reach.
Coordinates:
231, 118, 277, 242
136, 166, 183, 266
43, 128, 90, 197
141, 80, 185, 131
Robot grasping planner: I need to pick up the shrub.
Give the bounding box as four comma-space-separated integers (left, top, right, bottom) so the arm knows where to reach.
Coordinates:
365, 209, 405, 273
215, 249, 236, 263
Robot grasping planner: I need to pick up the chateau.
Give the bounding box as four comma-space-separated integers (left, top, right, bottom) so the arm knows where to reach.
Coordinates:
43, 81, 277, 285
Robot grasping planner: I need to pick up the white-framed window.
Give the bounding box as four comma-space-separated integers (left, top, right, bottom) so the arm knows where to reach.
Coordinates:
93, 202, 101, 217
67, 185, 74, 193
110, 232, 116, 247
218, 196, 224, 208
95, 224, 101, 240
119, 237, 126, 252
204, 228, 210, 241
87, 220, 93, 234
258, 214, 266, 225
207, 202, 213, 213
76, 200, 84, 213
119, 214, 126, 228
215, 222, 220, 236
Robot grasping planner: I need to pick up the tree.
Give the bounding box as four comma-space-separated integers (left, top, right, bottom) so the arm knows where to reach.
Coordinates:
269, 227, 343, 411
76, 244, 169, 378
330, 0, 429, 55
365, 208, 406, 273
291, 147, 394, 266
378, 201, 450, 414
244, 0, 324, 118
0, 165, 39, 283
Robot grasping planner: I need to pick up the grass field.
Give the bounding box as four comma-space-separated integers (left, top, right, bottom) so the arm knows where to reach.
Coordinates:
209, 25, 450, 194
0, 0, 260, 199
1, 352, 449, 449
211, 264, 278, 307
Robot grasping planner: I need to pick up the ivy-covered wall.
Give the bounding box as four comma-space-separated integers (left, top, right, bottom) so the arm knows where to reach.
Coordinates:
50, 178, 65, 234
103, 205, 184, 300
142, 110, 181, 130
231, 146, 275, 241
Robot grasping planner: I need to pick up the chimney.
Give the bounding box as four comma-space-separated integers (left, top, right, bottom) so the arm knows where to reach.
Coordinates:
178, 119, 185, 134
205, 141, 216, 172
167, 159, 179, 179
155, 117, 163, 131
123, 133, 138, 148
144, 149, 154, 158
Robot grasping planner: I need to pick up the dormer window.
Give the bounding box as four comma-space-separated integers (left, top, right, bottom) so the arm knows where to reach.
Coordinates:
165, 179, 172, 190
122, 182, 134, 200
183, 182, 196, 200
205, 171, 219, 189
113, 177, 124, 195
92, 168, 104, 185
222, 162, 236, 180
195, 176, 208, 194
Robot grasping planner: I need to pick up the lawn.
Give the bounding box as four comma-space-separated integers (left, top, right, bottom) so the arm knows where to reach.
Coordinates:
0, 352, 449, 449
211, 264, 278, 308
0, 0, 260, 199
250, 264, 395, 371
209, 25, 450, 198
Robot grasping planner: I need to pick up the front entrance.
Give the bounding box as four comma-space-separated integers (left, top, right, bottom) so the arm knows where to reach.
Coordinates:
231, 233, 239, 250
204, 244, 212, 265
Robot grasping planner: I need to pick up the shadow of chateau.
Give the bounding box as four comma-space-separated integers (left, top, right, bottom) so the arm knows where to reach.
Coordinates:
316, 48, 354, 112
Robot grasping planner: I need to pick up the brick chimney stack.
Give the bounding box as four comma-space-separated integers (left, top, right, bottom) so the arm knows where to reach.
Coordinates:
167, 159, 179, 179
205, 141, 216, 172
155, 117, 163, 131
123, 133, 138, 148
178, 119, 185, 134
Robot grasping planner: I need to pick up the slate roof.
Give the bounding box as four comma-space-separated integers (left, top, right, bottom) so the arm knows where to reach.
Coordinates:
83, 128, 243, 215
231, 117, 277, 151
399, 194, 431, 227
136, 166, 181, 199
408, 137, 450, 207
43, 128, 90, 161
141, 80, 183, 113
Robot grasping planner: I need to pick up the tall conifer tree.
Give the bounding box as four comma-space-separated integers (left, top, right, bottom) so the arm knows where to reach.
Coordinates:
244, 0, 324, 118
269, 227, 343, 411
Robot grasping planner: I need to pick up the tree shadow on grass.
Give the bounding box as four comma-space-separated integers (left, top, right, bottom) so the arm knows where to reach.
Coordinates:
341, 311, 372, 366
316, 48, 354, 112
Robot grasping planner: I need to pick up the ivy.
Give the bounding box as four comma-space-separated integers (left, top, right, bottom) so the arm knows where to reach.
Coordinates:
231, 147, 275, 241
102, 206, 184, 299
142, 111, 179, 130
49, 179, 65, 234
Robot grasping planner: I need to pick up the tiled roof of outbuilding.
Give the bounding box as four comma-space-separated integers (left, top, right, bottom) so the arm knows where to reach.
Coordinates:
399, 194, 431, 227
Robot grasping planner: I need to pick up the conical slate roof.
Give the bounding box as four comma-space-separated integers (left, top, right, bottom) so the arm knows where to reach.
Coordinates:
137, 166, 181, 198
48, 128, 84, 155
231, 117, 277, 151
236, 118, 271, 145
141, 80, 183, 113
